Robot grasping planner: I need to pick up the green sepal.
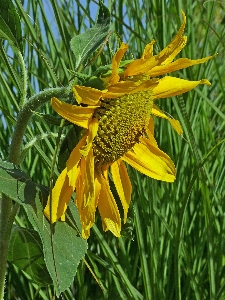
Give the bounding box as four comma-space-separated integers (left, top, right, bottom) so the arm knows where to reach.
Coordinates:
93, 59, 133, 79
82, 76, 106, 90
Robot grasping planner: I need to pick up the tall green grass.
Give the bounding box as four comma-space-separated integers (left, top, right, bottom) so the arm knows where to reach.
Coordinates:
1, 0, 225, 299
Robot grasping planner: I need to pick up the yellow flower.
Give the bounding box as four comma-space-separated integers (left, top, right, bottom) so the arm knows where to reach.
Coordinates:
44, 11, 214, 239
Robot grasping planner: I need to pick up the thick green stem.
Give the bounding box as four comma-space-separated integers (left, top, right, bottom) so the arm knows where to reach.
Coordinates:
0, 195, 12, 299
8, 87, 69, 164
0, 198, 19, 299
0, 86, 69, 299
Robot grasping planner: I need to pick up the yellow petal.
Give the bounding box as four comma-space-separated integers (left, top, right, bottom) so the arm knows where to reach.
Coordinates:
79, 121, 98, 208
141, 40, 155, 59
80, 118, 98, 157
124, 56, 158, 78
81, 228, 90, 239
75, 169, 101, 239
145, 120, 158, 147
51, 97, 95, 128
148, 56, 215, 77
168, 119, 183, 135
105, 78, 158, 98
104, 80, 139, 98
80, 201, 97, 239
44, 168, 74, 223
124, 11, 187, 77
153, 76, 211, 99
83, 147, 95, 207
152, 105, 170, 118
152, 105, 183, 135
156, 10, 187, 65
111, 159, 132, 223
122, 138, 176, 182
74, 161, 84, 212
130, 78, 158, 93
146, 116, 154, 136
108, 42, 128, 85
97, 172, 121, 237
73, 85, 104, 105
88, 118, 99, 143
74, 162, 95, 238
65, 132, 88, 188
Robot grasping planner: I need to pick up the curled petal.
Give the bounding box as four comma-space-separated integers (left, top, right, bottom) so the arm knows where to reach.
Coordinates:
156, 10, 187, 65
141, 40, 155, 59
51, 97, 95, 128
108, 42, 128, 85
111, 160, 132, 223
73, 85, 104, 105
75, 162, 93, 238
44, 168, 74, 223
66, 132, 88, 189
80, 118, 98, 157
98, 173, 121, 237
79, 177, 101, 239
124, 11, 187, 77
152, 105, 183, 135
83, 147, 95, 207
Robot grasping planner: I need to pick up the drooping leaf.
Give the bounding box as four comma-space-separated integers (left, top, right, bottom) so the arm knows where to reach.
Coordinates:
70, 1, 111, 70
8, 226, 52, 286
0, 0, 23, 52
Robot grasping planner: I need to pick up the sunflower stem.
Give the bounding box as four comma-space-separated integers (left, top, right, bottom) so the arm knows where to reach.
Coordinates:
8, 87, 69, 164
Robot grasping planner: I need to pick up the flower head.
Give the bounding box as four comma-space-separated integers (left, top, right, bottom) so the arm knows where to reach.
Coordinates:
44, 11, 214, 239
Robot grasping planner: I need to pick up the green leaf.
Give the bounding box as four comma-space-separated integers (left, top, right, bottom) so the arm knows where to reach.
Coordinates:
70, 1, 111, 70
0, 160, 38, 205
23, 196, 87, 296
0, 160, 87, 295
97, 0, 111, 25
8, 226, 52, 286
0, 0, 23, 51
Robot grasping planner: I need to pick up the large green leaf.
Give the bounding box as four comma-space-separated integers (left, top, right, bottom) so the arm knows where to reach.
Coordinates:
70, 1, 111, 70
8, 226, 52, 286
0, 0, 23, 51
0, 160, 87, 295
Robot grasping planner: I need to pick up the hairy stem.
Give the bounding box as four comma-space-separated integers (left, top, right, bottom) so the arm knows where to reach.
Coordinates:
8, 87, 69, 164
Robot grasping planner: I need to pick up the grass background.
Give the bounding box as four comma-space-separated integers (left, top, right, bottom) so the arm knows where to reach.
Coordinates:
1, 0, 225, 299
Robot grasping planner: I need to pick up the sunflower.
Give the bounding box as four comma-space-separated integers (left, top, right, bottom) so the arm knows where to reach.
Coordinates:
44, 11, 214, 239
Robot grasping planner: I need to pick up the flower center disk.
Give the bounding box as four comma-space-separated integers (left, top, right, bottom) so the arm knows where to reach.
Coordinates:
93, 89, 153, 167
